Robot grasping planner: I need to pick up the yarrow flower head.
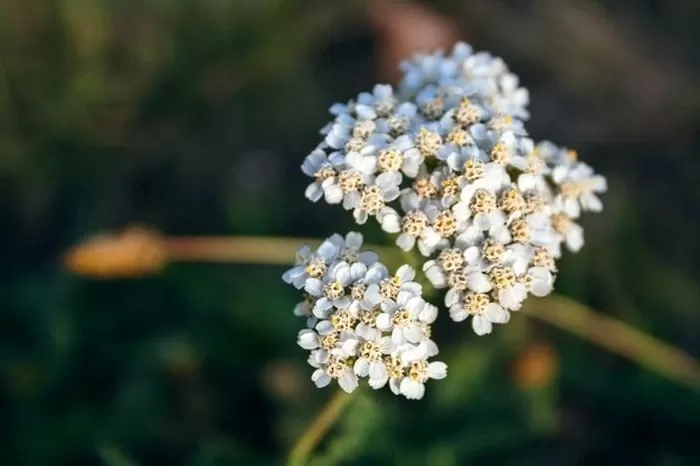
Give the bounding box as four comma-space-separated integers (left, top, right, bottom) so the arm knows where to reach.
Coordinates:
284, 233, 446, 399
286, 42, 606, 399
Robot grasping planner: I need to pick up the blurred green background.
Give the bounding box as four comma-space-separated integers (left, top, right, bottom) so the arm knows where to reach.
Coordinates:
1, 0, 699, 465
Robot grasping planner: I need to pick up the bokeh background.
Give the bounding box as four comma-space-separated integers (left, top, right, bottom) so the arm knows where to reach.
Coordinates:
1, 0, 700, 465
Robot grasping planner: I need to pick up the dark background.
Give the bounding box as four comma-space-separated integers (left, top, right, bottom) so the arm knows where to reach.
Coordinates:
1, 0, 699, 465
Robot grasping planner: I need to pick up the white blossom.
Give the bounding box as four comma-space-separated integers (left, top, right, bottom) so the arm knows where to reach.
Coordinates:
289, 40, 607, 396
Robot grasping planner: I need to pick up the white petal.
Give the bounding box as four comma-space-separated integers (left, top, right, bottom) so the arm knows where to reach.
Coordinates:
428, 361, 447, 380
379, 207, 401, 233
342, 260, 360, 277
389, 378, 401, 395
359, 251, 378, 265
420, 303, 438, 323
424, 261, 447, 288
342, 191, 360, 210
364, 265, 386, 284
281, 266, 305, 286
400, 344, 426, 365
396, 264, 415, 282
312, 369, 331, 388
334, 263, 351, 286
499, 285, 528, 310
305, 182, 324, 202
345, 231, 363, 249
376, 312, 393, 331
340, 338, 359, 357
449, 306, 468, 322
353, 208, 368, 224
397, 232, 416, 251
317, 241, 339, 261
466, 272, 492, 293
484, 303, 510, 323
369, 361, 387, 382
338, 372, 359, 393
566, 228, 584, 252
404, 324, 424, 344
304, 278, 323, 296
582, 193, 603, 212
354, 358, 370, 377
471, 315, 492, 335
369, 372, 389, 390
400, 379, 426, 400
323, 184, 343, 204
445, 289, 461, 308
363, 284, 382, 307
297, 330, 319, 350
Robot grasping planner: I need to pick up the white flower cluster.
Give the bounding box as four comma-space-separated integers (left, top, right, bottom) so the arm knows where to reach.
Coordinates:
283, 232, 447, 399
288, 42, 606, 397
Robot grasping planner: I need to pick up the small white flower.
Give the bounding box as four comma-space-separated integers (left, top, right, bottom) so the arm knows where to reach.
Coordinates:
353, 336, 393, 388
490, 212, 555, 248
364, 265, 422, 312
377, 136, 424, 179
328, 232, 378, 266
395, 209, 441, 256
493, 72, 529, 119
550, 212, 585, 255
423, 247, 467, 288
488, 265, 528, 310
552, 161, 607, 218
375, 293, 426, 345
282, 239, 339, 289
430, 166, 466, 208
526, 266, 555, 297
305, 261, 367, 316
385, 102, 419, 137
301, 149, 345, 203
312, 355, 359, 393
463, 237, 508, 271
399, 359, 447, 400
452, 183, 507, 231
448, 292, 509, 335
357, 84, 397, 118
353, 181, 401, 226
399, 168, 442, 213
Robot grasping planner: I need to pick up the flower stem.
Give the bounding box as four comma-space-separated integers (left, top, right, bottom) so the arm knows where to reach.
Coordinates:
523, 295, 700, 391
287, 390, 356, 466
165, 236, 396, 266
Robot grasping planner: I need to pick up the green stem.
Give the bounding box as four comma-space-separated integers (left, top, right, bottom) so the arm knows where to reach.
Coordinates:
523, 295, 700, 391
287, 390, 356, 466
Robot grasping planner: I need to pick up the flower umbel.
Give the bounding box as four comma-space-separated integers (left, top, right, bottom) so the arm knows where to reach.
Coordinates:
287, 41, 605, 397
284, 233, 446, 400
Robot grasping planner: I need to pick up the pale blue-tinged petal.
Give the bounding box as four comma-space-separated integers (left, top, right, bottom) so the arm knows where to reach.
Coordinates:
304, 278, 323, 296
305, 182, 324, 202
312, 369, 331, 388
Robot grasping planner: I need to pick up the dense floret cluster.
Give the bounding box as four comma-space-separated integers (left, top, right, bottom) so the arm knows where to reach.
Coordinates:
284, 43, 606, 399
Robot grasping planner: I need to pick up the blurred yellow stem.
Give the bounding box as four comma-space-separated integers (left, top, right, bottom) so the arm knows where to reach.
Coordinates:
165, 236, 395, 266
523, 295, 700, 391
287, 390, 355, 466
